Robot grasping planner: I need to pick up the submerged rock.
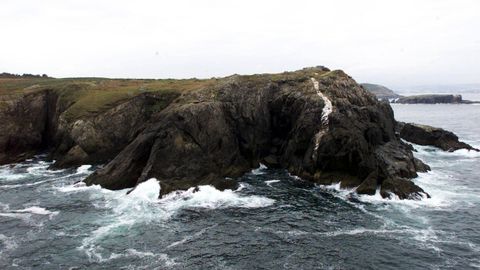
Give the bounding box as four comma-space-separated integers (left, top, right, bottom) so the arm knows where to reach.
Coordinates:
397, 122, 479, 152
0, 67, 432, 199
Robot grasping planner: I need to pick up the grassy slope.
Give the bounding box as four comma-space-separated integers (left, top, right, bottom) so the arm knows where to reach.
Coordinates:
0, 77, 216, 120
0, 67, 334, 120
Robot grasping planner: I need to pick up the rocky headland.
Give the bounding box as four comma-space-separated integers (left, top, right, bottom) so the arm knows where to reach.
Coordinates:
3, 67, 472, 200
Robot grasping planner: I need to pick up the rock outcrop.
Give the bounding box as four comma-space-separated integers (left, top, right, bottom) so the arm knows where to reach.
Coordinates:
397, 122, 479, 152
0, 67, 432, 199
393, 94, 479, 104
361, 83, 402, 101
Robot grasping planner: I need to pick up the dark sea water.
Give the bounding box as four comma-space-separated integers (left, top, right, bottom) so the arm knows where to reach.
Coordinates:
1, 103, 480, 270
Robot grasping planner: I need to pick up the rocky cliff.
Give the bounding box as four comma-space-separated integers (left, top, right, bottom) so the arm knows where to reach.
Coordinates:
0, 67, 431, 199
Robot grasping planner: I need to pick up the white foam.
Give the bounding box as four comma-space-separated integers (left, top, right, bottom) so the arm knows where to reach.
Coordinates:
251, 163, 267, 175
414, 144, 480, 159
314, 174, 457, 211
0, 170, 27, 181
0, 206, 58, 224
26, 163, 49, 175
128, 178, 161, 201
0, 179, 53, 190
160, 185, 275, 210
265, 179, 280, 187
76, 165, 92, 174
356, 169, 480, 211
77, 179, 163, 261
56, 182, 105, 193
77, 179, 273, 261
316, 182, 356, 199
12, 206, 58, 216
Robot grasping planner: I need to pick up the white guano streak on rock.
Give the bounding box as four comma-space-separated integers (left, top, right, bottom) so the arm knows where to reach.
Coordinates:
310, 78, 333, 157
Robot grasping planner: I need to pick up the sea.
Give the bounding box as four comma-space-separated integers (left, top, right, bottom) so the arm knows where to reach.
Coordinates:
1, 93, 479, 269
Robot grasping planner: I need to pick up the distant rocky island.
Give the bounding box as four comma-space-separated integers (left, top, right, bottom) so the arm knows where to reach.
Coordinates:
0, 67, 477, 200
361, 83, 479, 104
393, 94, 479, 104
360, 83, 401, 100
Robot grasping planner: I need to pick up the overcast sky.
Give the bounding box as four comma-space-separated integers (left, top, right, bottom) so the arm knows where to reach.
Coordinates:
1, 0, 479, 88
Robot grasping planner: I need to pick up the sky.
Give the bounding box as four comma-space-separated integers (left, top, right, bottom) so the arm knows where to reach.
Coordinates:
1, 0, 479, 89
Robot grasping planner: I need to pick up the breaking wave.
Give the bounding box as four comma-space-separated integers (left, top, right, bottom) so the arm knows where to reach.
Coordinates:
75, 178, 274, 263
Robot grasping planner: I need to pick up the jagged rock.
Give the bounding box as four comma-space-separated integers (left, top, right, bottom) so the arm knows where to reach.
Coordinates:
0, 91, 50, 164
380, 177, 429, 199
413, 157, 431, 172
356, 171, 378, 195
397, 122, 479, 152
53, 145, 89, 168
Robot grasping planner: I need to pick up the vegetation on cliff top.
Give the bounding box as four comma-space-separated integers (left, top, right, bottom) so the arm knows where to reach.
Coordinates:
0, 67, 335, 120
0, 77, 217, 120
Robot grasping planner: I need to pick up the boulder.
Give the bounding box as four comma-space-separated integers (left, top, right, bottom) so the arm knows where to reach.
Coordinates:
380, 177, 429, 199
356, 171, 378, 195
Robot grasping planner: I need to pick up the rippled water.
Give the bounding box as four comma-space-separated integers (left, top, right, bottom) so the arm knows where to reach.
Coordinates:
1, 104, 480, 269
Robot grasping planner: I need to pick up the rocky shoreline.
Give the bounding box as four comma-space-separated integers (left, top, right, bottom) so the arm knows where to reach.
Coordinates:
1, 67, 475, 200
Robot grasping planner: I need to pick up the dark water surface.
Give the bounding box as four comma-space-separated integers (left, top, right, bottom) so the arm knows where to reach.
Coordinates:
1, 103, 479, 269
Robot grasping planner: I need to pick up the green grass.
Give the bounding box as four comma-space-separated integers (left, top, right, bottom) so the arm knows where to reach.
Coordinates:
0, 67, 340, 119
0, 77, 216, 120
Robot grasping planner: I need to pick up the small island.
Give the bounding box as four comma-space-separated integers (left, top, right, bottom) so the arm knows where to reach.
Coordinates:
361, 83, 479, 104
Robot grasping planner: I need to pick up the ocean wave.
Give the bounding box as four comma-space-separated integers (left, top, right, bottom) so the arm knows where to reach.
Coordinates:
0, 206, 59, 226
313, 175, 461, 211
12, 206, 59, 216
56, 181, 105, 193
76, 164, 92, 174
77, 178, 274, 261
414, 144, 480, 159
0, 171, 28, 182
159, 184, 275, 211
25, 161, 64, 176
